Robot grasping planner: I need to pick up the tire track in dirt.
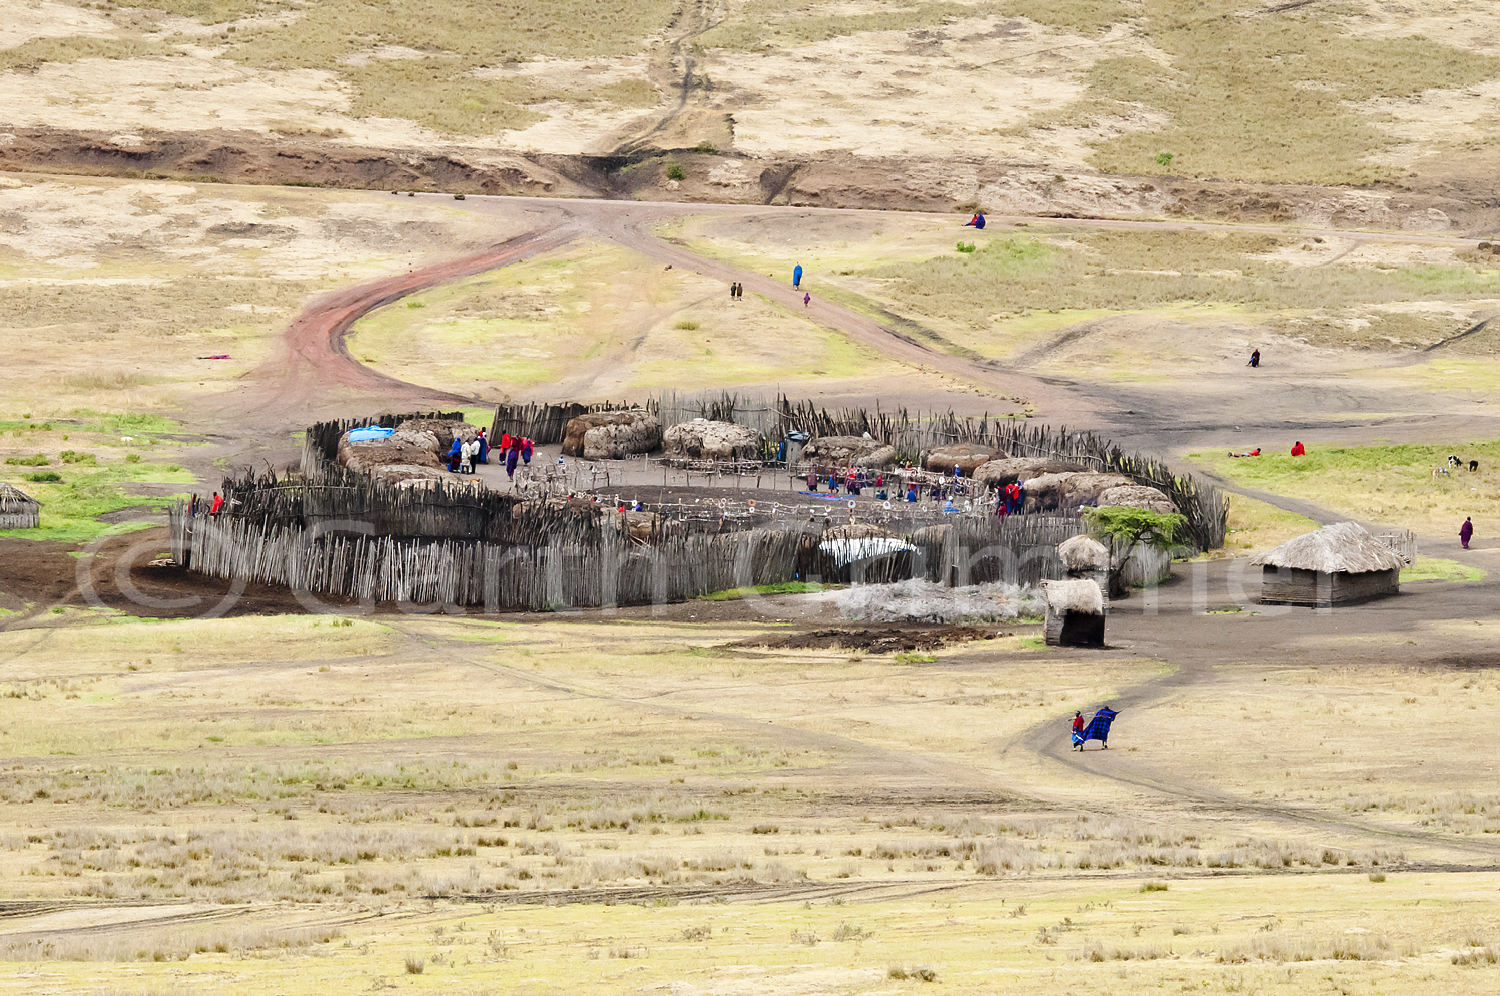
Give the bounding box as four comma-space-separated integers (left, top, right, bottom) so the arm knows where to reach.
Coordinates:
593, 206, 1075, 417
1003, 648, 1500, 863
609, 0, 728, 156
237, 216, 582, 425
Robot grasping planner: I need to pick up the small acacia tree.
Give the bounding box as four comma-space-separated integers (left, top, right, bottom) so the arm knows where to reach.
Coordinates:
1082, 506, 1188, 553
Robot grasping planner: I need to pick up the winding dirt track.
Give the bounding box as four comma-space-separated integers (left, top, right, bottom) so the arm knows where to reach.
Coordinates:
241, 212, 579, 420
245, 192, 1500, 450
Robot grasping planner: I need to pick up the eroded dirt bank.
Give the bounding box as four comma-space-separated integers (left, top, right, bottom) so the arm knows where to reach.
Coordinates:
3, 126, 1497, 232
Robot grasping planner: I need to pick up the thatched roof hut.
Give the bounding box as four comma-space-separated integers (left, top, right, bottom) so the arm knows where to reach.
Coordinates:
1248, 522, 1403, 606
1040, 578, 1105, 647
1058, 534, 1111, 607
0, 483, 41, 529
1058, 535, 1109, 572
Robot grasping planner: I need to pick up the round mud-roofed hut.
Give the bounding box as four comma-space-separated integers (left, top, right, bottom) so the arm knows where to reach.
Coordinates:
1058, 534, 1111, 606
562, 410, 661, 460
1040, 578, 1105, 647
801, 435, 897, 469
663, 420, 763, 461
1249, 522, 1403, 607
0, 483, 41, 529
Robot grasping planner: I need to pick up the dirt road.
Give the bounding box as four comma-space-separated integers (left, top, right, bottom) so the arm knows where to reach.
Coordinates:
232, 191, 1500, 462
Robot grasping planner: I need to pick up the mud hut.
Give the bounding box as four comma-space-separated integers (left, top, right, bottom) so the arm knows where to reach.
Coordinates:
562, 410, 661, 459
1249, 522, 1403, 607
0, 483, 40, 529
663, 420, 763, 461
801, 435, 897, 469
1040, 578, 1105, 647
1058, 534, 1111, 604
923, 443, 999, 475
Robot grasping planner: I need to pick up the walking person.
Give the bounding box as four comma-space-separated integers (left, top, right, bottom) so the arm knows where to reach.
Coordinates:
1248, 348, 1260, 368
803, 292, 810, 308
459, 437, 473, 475
505, 442, 519, 480
793, 263, 803, 289
521, 437, 533, 466
1071, 711, 1085, 751
210, 491, 223, 518
1461, 516, 1474, 549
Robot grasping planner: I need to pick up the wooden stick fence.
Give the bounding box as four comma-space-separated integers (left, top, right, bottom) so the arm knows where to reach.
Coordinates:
169, 502, 1078, 610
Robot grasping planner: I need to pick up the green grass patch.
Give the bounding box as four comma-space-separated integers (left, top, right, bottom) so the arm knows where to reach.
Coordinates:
699, 582, 827, 601
1401, 557, 1484, 584
0, 458, 194, 543
1219, 492, 1320, 555
72, 410, 182, 437
4, 455, 48, 466
1006, 0, 1133, 35
1202, 441, 1500, 536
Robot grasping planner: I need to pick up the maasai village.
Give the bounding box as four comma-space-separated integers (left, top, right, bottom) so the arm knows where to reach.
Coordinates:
3, 1, 1500, 993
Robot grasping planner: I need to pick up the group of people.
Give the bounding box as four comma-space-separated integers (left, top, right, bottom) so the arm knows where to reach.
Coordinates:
449, 429, 487, 474
806, 467, 884, 497
1229, 441, 1305, 459
996, 479, 1027, 516
1071, 706, 1119, 751
498, 432, 533, 479
802, 467, 990, 506
448, 430, 534, 479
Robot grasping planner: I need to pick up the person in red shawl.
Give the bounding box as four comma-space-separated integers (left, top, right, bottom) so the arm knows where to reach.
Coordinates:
1071, 711, 1085, 750
1291, 441, 1305, 456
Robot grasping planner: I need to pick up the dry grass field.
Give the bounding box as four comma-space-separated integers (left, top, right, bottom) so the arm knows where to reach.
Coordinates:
0, 594, 1496, 992
343, 237, 901, 400
673, 211, 1500, 362
3, 0, 1499, 193
0, 172, 512, 426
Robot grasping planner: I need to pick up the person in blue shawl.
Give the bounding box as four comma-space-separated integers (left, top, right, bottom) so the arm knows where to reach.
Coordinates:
793, 263, 803, 288
448, 436, 463, 472
964, 213, 986, 229
1080, 706, 1118, 749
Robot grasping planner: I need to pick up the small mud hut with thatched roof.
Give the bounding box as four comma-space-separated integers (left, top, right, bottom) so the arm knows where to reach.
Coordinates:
1058, 534, 1111, 605
0, 483, 40, 529
1040, 578, 1105, 647
1249, 522, 1403, 607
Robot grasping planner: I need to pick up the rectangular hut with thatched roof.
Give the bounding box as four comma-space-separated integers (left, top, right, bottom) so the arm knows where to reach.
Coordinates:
0, 483, 41, 529
1041, 578, 1105, 647
1249, 522, 1403, 607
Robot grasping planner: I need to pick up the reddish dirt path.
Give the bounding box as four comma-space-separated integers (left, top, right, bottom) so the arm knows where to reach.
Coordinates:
235, 218, 580, 424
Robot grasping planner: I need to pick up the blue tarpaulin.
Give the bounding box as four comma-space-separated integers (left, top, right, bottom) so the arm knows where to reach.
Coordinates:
347, 426, 394, 442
